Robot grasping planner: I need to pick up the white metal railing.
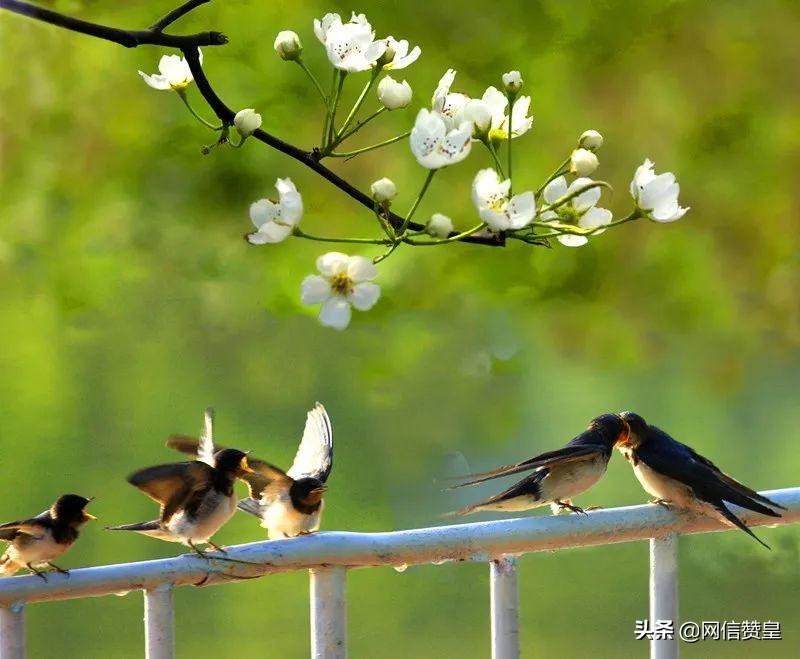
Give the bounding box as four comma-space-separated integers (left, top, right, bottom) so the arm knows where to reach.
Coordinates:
0, 487, 798, 659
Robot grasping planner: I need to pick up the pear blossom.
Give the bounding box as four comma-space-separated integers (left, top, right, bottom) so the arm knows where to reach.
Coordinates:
502, 70, 523, 94
234, 109, 262, 138
480, 86, 533, 140
247, 178, 303, 245
540, 176, 613, 247
370, 177, 397, 202
570, 148, 599, 176
431, 69, 472, 130
579, 129, 603, 150
630, 159, 689, 222
138, 50, 202, 91
377, 76, 412, 109
274, 30, 302, 61
301, 252, 381, 330
460, 99, 492, 137
471, 169, 535, 231
378, 37, 421, 70
313, 13, 386, 72
427, 213, 454, 238
410, 109, 473, 169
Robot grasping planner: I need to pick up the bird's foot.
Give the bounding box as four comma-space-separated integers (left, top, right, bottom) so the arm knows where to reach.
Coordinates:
650, 498, 671, 507
207, 541, 228, 554
47, 562, 70, 577
188, 541, 208, 559
556, 501, 588, 515
584, 505, 603, 511
27, 564, 48, 582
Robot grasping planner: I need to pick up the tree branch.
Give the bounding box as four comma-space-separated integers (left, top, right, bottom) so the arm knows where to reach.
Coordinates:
0, 0, 505, 247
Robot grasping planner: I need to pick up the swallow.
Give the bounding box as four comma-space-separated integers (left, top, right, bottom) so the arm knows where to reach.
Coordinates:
0, 494, 95, 580
107, 408, 253, 556
618, 412, 786, 548
447, 413, 630, 516
167, 403, 333, 539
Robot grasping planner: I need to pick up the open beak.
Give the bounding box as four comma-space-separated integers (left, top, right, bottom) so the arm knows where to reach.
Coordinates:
84, 512, 98, 521
614, 417, 631, 448
240, 455, 255, 474
311, 486, 328, 495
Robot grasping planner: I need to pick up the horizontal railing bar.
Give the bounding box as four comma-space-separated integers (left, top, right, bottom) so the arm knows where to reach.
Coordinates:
0, 487, 797, 606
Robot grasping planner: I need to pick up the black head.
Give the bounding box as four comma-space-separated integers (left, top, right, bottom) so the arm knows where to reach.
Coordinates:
213, 448, 254, 477
587, 413, 630, 448
290, 477, 327, 510
618, 412, 648, 449
51, 494, 95, 526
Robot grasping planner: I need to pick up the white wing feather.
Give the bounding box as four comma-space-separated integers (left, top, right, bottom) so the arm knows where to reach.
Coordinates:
197, 407, 216, 467
287, 403, 333, 482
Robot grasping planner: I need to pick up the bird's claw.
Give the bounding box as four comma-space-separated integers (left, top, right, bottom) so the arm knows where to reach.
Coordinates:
650, 498, 671, 507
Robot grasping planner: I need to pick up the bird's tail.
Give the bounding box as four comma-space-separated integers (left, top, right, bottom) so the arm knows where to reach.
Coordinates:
0, 553, 22, 577
710, 500, 772, 550
236, 498, 262, 519
106, 520, 162, 533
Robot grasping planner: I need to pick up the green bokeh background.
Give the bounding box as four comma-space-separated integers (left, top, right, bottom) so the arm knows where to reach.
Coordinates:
1, 1, 799, 657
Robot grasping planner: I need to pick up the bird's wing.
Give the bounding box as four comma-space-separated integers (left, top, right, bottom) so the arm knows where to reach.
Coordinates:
0, 518, 49, 541
127, 462, 215, 523
448, 469, 548, 516
165, 434, 291, 499
640, 428, 782, 518
287, 403, 333, 482
449, 444, 603, 489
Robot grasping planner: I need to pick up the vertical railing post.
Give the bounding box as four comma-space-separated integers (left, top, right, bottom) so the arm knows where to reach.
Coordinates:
0, 602, 25, 659
650, 534, 678, 659
490, 557, 520, 659
144, 584, 175, 659
309, 566, 347, 659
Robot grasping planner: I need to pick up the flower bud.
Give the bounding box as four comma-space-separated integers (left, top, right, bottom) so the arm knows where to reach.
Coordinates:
377, 76, 412, 110
370, 177, 397, 203
502, 70, 523, 95
234, 109, 262, 138
461, 99, 492, 138
579, 129, 603, 151
375, 43, 396, 68
426, 213, 454, 238
274, 31, 302, 61
570, 148, 599, 176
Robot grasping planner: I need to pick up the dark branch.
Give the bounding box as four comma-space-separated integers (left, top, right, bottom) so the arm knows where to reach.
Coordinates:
151, 0, 210, 32
0, 0, 505, 247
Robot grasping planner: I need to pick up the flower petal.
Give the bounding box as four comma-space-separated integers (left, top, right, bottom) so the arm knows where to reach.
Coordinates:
249, 199, 280, 228
316, 252, 350, 276
301, 275, 332, 304
348, 282, 381, 310
557, 234, 589, 247
138, 72, 171, 90
319, 297, 352, 330
542, 176, 568, 205
579, 206, 613, 234
347, 255, 377, 282
569, 177, 601, 212
247, 222, 292, 244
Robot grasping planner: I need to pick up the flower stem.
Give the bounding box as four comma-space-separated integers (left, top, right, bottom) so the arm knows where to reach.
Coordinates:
483, 140, 506, 178
540, 180, 613, 213
329, 131, 411, 159
293, 228, 391, 245
327, 70, 347, 147
507, 95, 515, 193
604, 209, 642, 228
296, 59, 328, 105
337, 70, 378, 139
322, 68, 337, 148
336, 106, 387, 143
404, 223, 488, 245
535, 156, 571, 197
177, 90, 221, 130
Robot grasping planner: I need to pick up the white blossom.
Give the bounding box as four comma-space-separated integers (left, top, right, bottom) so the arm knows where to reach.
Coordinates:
570, 148, 599, 176
460, 99, 492, 137
313, 12, 385, 72
138, 50, 202, 91
502, 70, 523, 94
301, 252, 381, 330
379, 36, 421, 70
479, 86, 532, 140
247, 178, 303, 245
471, 168, 535, 231
234, 109, 262, 138
431, 69, 472, 130
427, 213, 454, 238
541, 176, 612, 247
274, 30, 303, 61
630, 159, 689, 222
579, 129, 603, 150
370, 177, 397, 202
377, 76, 412, 109
410, 109, 473, 169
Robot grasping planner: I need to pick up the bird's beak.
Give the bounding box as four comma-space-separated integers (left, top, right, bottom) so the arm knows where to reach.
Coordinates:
615, 417, 631, 448
311, 486, 328, 495
84, 512, 98, 521
240, 455, 255, 473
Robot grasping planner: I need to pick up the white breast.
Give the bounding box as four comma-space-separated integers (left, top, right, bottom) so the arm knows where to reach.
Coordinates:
167, 490, 237, 544
540, 454, 609, 503
7, 532, 67, 566
633, 461, 696, 508
261, 492, 323, 540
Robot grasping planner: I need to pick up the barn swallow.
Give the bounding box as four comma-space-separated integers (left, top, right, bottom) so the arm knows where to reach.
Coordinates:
0, 494, 95, 580
618, 412, 786, 548
447, 413, 630, 516
167, 403, 333, 539
107, 408, 253, 556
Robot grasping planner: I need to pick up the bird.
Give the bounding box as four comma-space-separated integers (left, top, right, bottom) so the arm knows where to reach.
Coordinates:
167, 402, 333, 539
617, 411, 785, 548
0, 494, 95, 580
447, 413, 631, 516
107, 408, 254, 556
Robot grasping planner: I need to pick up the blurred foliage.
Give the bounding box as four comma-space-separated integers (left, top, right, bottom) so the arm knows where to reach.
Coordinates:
0, 0, 799, 657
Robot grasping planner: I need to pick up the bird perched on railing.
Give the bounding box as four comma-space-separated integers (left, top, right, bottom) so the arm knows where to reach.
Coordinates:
617, 411, 785, 548
107, 408, 253, 557
167, 403, 333, 539
447, 413, 630, 516
0, 494, 95, 580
